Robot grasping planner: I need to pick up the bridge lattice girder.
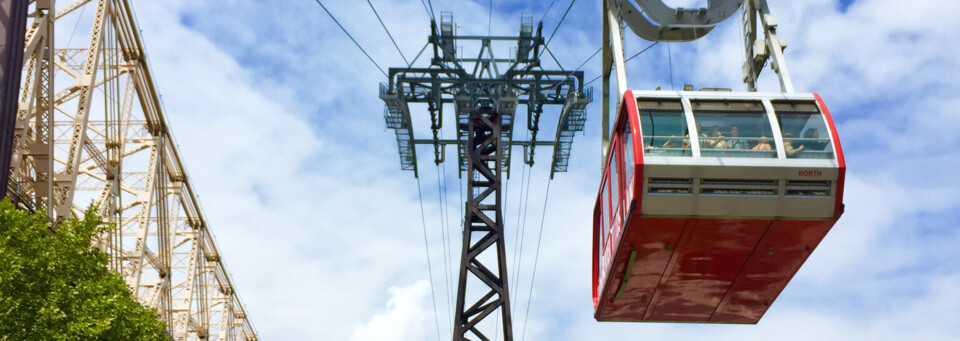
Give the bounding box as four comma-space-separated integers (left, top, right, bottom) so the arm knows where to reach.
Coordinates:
2, 1, 257, 340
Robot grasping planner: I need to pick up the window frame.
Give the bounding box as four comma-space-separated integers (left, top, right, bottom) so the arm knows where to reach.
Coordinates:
771, 100, 837, 160
600, 175, 610, 256
609, 142, 621, 226
638, 99, 692, 157
689, 99, 780, 159
621, 118, 636, 192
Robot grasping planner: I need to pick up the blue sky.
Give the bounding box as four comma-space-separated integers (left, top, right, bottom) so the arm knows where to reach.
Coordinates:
124, 0, 960, 339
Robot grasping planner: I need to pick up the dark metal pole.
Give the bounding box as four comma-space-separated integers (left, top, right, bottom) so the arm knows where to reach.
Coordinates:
0, 0, 29, 199
454, 106, 513, 341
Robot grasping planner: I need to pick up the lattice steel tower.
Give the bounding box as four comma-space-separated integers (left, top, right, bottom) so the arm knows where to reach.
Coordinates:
380, 13, 591, 341
0, 1, 257, 339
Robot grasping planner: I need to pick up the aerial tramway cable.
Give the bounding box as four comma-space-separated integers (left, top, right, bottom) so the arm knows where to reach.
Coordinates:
543, 45, 567, 73
314, 0, 451, 333
539, 0, 558, 23
408, 42, 430, 68
420, 0, 435, 21
584, 41, 660, 86
416, 176, 445, 341
65, 3, 87, 47
510, 163, 533, 316
309, 7, 447, 336
545, 0, 577, 48
437, 128, 459, 331
629, 41, 661, 62
312, 0, 388, 78
520, 178, 553, 341
539, 0, 579, 72
435, 165, 454, 333
366, 0, 409, 66
506, 2, 587, 326
574, 47, 602, 74
667, 42, 674, 89
488, 0, 493, 35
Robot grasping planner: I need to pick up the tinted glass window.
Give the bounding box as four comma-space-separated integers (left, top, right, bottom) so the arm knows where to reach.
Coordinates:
692, 101, 777, 158
601, 179, 610, 239
610, 146, 620, 221
622, 124, 635, 186
774, 101, 835, 159
638, 100, 691, 157
596, 204, 605, 265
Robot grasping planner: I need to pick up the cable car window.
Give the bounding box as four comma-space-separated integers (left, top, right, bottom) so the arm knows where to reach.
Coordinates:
692, 100, 777, 158
638, 100, 691, 157
610, 146, 621, 221
601, 179, 610, 241
774, 101, 835, 159
622, 123, 635, 186
596, 204, 605, 271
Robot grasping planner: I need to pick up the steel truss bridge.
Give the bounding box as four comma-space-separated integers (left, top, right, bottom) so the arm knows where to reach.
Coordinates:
0, 1, 257, 340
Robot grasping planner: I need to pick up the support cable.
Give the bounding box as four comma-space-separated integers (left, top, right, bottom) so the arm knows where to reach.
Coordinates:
313, 0, 389, 78
508, 126, 531, 294
427, 0, 437, 21
66, 4, 87, 47
440, 129, 456, 333
457, 163, 466, 335
545, 0, 576, 48
435, 165, 453, 335
558, 46, 602, 82
488, 0, 493, 35
539, 0, 558, 23
511, 164, 535, 316
366, 0, 409, 66
628, 41, 661, 63
520, 178, 553, 341
668, 42, 674, 90
408, 42, 430, 68
584, 41, 659, 86
502, 167, 511, 277
509, 159, 529, 315
415, 176, 444, 341
542, 45, 566, 73
574, 47, 602, 73
420, 0, 435, 21
458, 165, 464, 231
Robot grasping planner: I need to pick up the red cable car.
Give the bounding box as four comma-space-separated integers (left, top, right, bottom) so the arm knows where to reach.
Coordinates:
592, 90, 845, 323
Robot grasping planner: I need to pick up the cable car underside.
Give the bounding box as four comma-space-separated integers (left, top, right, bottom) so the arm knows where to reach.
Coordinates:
595, 216, 839, 323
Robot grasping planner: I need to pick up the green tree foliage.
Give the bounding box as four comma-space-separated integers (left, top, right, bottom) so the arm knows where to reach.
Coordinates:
0, 199, 167, 340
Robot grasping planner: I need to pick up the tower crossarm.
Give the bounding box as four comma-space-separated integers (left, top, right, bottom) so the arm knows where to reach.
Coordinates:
382, 66, 585, 176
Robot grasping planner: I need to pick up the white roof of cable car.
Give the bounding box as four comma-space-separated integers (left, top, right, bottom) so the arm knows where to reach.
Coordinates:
630, 90, 818, 101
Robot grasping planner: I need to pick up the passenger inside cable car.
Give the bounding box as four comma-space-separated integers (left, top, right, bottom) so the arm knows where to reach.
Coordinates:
728, 125, 747, 149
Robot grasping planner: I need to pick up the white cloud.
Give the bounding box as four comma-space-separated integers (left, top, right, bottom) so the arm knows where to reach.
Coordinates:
114, 0, 960, 339
351, 280, 437, 341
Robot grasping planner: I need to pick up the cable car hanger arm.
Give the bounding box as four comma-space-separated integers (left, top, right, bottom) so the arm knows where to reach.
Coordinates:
610, 0, 744, 42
